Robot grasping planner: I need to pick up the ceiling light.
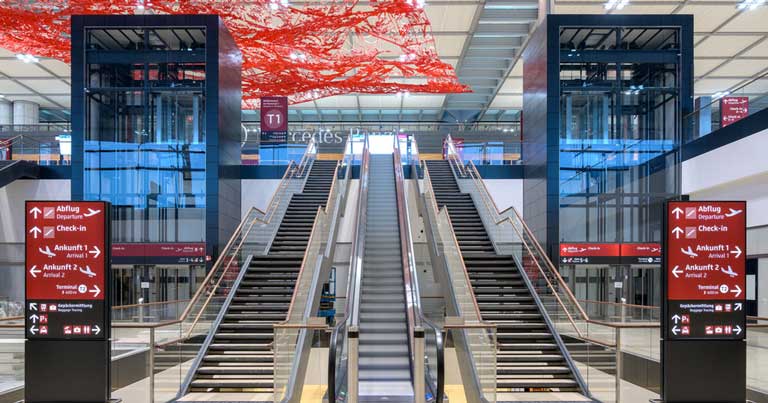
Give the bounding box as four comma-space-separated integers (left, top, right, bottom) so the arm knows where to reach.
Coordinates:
16, 53, 39, 63
712, 91, 731, 100
737, 0, 765, 9
604, 0, 629, 10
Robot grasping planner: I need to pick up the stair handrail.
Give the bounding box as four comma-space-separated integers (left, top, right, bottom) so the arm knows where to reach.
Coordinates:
463, 160, 590, 325
329, 133, 369, 403
394, 138, 445, 403
277, 135, 354, 403
444, 134, 468, 177
254, 138, 318, 225
421, 161, 485, 322
177, 255, 255, 397
452, 158, 596, 354
281, 135, 351, 323
417, 160, 496, 403
180, 139, 317, 340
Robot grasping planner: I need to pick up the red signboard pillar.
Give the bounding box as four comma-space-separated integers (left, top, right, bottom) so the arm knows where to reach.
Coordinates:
662, 200, 746, 402
25, 201, 112, 403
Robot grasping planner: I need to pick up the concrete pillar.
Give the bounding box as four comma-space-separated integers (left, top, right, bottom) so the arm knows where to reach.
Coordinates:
12, 101, 39, 125
0, 100, 12, 125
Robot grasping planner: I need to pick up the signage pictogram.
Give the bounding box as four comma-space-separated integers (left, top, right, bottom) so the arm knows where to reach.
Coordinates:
25, 201, 110, 340
666, 201, 746, 340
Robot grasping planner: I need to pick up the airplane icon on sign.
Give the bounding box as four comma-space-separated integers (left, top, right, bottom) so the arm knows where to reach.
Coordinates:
38, 246, 56, 258
721, 266, 738, 278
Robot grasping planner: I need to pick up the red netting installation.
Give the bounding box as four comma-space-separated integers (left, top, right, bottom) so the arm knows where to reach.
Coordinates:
0, 0, 468, 108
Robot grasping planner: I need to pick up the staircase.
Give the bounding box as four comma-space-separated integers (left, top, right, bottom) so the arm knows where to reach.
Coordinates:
358, 154, 414, 400
188, 160, 338, 393
0, 160, 39, 188
426, 160, 580, 393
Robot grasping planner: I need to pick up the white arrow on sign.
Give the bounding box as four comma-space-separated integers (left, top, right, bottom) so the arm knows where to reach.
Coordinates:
29, 325, 38, 335
29, 303, 37, 311
672, 325, 680, 335
672, 227, 684, 239
79, 265, 96, 278
672, 207, 684, 219
93, 325, 101, 335
735, 303, 743, 311
734, 325, 742, 335
89, 246, 101, 259
29, 314, 39, 323
29, 265, 41, 278
725, 208, 743, 218
28, 227, 42, 239
721, 266, 738, 278
672, 265, 684, 278
89, 285, 101, 298
38, 246, 56, 258
29, 207, 42, 219
731, 285, 743, 298
84, 208, 101, 217
730, 246, 742, 258
681, 246, 698, 258
672, 314, 681, 324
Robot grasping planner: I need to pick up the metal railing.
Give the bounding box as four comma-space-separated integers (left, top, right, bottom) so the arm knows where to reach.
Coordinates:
394, 137, 444, 403
684, 70, 768, 141
0, 133, 70, 165
329, 133, 369, 403
416, 159, 497, 403
273, 135, 353, 403
0, 141, 318, 403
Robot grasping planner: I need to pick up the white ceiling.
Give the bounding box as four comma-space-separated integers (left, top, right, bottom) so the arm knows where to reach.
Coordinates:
0, 1, 766, 118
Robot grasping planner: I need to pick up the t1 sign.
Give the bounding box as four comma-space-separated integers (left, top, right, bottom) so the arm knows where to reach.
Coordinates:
260, 96, 288, 144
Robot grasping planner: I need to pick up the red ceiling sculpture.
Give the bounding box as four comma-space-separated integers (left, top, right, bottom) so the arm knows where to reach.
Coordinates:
0, 0, 468, 108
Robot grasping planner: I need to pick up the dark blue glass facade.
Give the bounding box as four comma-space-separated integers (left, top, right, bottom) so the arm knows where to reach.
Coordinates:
71, 14, 242, 262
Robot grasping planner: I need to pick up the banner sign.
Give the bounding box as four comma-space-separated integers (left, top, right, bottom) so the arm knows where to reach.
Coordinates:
560, 243, 620, 264
620, 243, 662, 264
112, 243, 206, 264
720, 96, 749, 127
260, 96, 288, 143
665, 201, 746, 340
25, 201, 110, 340
560, 242, 662, 265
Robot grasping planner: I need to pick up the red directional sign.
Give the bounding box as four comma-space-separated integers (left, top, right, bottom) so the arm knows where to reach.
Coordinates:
667, 201, 745, 301
666, 201, 746, 340
25, 201, 110, 340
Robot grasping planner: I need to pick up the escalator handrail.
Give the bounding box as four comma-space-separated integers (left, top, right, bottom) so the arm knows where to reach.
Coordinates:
328, 133, 369, 403
348, 134, 369, 328
394, 139, 444, 403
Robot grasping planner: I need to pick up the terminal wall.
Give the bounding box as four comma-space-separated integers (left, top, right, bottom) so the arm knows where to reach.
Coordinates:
682, 127, 768, 228
0, 180, 71, 243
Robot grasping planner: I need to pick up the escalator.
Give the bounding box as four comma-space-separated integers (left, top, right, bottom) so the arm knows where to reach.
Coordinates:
329, 139, 443, 403
425, 159, 581, 393
187, 159, 338, 393
358, 154, 413, 399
